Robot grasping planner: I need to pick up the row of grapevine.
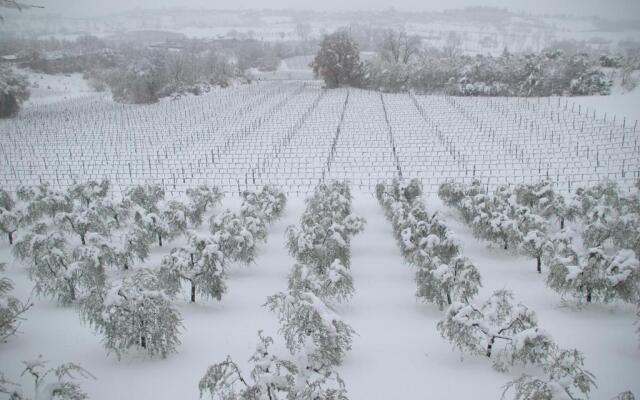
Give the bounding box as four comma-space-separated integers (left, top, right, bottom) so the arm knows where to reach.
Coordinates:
2, 84, 638, 196
375, 178, 622, 399
199, 181, 366, 400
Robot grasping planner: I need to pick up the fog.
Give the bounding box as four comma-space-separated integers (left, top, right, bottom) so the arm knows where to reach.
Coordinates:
33, 0, 640, 20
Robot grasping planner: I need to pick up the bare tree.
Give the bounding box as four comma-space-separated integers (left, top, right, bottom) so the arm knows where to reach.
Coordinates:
0, 0, 43, 22
379, 29, 421, 64
443, 31, 463, 58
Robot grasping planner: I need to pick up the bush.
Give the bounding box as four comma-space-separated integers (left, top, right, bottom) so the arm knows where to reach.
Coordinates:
0, 66, 29, 118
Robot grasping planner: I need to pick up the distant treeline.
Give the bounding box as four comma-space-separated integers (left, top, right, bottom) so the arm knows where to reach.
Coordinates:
0, 35, 316, 104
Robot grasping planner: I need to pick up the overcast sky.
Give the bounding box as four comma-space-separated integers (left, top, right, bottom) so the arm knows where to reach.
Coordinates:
33, 0, 640, 20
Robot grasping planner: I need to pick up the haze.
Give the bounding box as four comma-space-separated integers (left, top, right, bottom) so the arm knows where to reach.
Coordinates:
34, 0, 640, 20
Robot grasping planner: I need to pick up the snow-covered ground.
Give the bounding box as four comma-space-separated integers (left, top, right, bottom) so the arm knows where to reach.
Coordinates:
1, 194, 638, 399
21, 71, 98, 107
1, 75, 639, 399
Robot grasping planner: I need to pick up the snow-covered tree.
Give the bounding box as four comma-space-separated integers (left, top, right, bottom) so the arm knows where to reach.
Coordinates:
502, 348, 596, 400
199, 331, 297, 400
159, 231, 227, 303
520, 229, 554, 274
547, 247, 640, 304
26, 183, 72, 221
96, 197, 131, 228
131, 199, 187, 248
0, 65, 30, 118
0, 356, 94, 400
265, 290, 355, 368
0, 262, 32, 342
0, 197, 28, 245
210, 210, 257, 264
312, 30, 365, 88
56, 203, 109, 245
612, 391, 636, 400
125, 184, 164, 214
81, 269, 182, 359
247, 185, 287, 224
14, 226, 105, 305
68, 180, 109, 207
288, 259, 354, 304
186, 185, 223, 227
415, 255, 482, 310
438, 290, 555, 372
199, 331, 348, 400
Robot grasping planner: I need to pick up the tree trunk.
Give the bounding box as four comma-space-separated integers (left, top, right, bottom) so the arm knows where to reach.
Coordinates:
446, 291, 452, 306
140, 335, 147, 349
560, 216, 565, 230
586, 289, 592, 303
191, 282, 196, 303
536, 255, 541, 274
486, 336, 495, 357
503, 239, 508, 250
123, 263, 129, 271
81, 233, 86, 246
8, 232, 13, 245
158, 234, 163, 247
68, 280, 76, 302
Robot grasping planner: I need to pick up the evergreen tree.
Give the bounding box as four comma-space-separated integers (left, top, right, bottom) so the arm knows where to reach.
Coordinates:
0, 262, 32, 342
502, 348, 596, 400
547, 247, 639, 304
186, 185, 223, 227
210, 210, 257, 264
438, 290, 554, 372
0, 356, 95, 400
265, 290, 355, 368
520, 229, 554, 274
416, 255, 482, 310
81, 269, 182, 359
288, 259, 354, 304
312, 31, 365, 88
159, 231, 227, 303
14, 226, 104, 305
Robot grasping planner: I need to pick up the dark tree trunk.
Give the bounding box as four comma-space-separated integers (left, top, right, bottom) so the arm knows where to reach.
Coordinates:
158, 234, 162, 247
536, 255, 542, 274
486, 336, 495, 357
446, 291, 452, 306
141, 336, 147, 349
81, 233, 86, 246
8, 232, 13, 245
503, 239, 508, 250
586, 289, 592, 303
68, 280, 76, 302
560, 216, 565, 230
191, 282, 196, 303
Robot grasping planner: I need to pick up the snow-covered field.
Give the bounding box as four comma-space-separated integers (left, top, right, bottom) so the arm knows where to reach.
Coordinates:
1, 79, 640, 399
1, 80, 638, 197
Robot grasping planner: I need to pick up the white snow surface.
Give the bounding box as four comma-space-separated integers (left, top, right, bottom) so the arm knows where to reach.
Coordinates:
0, 195, 638, 399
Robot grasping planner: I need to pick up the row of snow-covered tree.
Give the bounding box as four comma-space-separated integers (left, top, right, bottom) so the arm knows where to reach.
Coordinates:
0, 181, 287, 399
376, 179, 482, 310
438, 179, 640, 307
375, 178, 635, 400
199, 181, 365, 400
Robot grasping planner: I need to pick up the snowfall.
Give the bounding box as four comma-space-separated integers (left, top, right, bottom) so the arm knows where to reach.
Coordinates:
1, 71, 639, 399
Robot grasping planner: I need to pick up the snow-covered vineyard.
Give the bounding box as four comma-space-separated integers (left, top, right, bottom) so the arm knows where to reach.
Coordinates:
1, 80, 640, 400
1, 80, 639, 196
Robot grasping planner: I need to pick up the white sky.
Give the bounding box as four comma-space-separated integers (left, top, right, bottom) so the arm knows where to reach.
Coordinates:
31, 0, 640, 20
